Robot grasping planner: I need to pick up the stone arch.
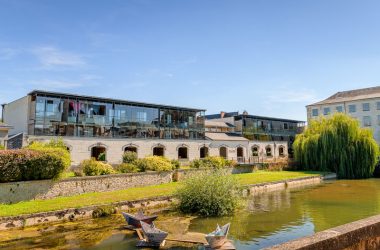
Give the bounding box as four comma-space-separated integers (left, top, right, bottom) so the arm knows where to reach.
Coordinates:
219, 146, 228, 159
200, 146, 209, 158
152, 143, 165, 156
89, 143, 108, 161
177, 144, 189, 160
265, 145, 273, 157
278, 145, 285, 157
251, 144, 260, 156
122, 143, 139, 153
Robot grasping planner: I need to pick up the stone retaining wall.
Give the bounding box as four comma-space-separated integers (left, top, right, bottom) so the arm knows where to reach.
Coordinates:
0, 166, 255, 204
265, 213, 380, 250
0, 175, 326, 230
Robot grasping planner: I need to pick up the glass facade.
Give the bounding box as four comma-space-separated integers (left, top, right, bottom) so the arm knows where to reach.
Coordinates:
29, 93, 205, 140
237, 115, 304, 142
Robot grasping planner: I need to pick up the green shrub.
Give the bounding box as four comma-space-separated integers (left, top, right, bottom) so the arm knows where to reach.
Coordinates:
225, 159, 238, 167
0, 149, 66, 182
294, 113, 379, 179
92, 205, 117, 218
190, 156, 228, 169
176, 170, 241, 216
171, 159, 181, 169
116, 163, 140, 173
134, 156, 175, 172
80, 158, 115, 176
97, 152, 106, 161
27, 139, 71, 169
0, 145, 5, 150
122, 151, 138, 163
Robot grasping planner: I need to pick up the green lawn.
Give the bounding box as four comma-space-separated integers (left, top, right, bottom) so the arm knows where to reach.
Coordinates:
0, 171, 321, 217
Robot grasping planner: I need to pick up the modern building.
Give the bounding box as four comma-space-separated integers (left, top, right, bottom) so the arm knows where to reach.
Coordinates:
2, 90, 289, 164
205, 111, 305, 155
307, 86, 380, 144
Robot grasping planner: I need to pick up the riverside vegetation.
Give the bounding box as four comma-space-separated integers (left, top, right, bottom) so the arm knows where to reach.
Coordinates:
294, 113, 379, 179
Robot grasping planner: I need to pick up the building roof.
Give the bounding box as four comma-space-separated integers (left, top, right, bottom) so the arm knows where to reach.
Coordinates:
205, 111, 304, 123
307, 86, 380, 106
204, 112, 239, 119
28, 90, 206, 112
205, 132, 249, 141
0, 122, 12, 130
205, 120, 235, 128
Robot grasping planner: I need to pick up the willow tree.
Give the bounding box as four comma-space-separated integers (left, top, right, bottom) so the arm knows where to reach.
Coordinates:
294, 113, 379, 179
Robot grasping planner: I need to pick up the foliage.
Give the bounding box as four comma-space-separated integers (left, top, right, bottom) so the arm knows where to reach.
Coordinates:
171, 159, 181, 169
122, 151, 138, 163
0, 145, 5, 150
26, 138, 71, 169
0, 149, 66, 182
134, 156, 176, 172
293, 113, 379, 179
116, 163, 140, 173
92, 205, 117, 218
97, 152, 106, 161
80, 158, 115, 176
176, 170, 241, 216
190, 156, 235, 169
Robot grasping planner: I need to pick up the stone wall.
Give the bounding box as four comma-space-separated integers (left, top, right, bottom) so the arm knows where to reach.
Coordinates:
265, 213, 380, 250
0, 166, 256, 204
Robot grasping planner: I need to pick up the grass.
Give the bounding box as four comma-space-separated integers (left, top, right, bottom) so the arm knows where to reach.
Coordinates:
0, 171, 322, 217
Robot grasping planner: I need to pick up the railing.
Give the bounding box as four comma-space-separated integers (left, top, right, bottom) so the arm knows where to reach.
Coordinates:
6, 133, 24, 149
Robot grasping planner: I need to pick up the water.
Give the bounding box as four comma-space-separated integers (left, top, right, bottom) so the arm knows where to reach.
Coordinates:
1, 179, 380, 249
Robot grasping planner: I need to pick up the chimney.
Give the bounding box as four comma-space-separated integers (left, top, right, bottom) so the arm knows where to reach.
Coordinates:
220, 111, 225, 118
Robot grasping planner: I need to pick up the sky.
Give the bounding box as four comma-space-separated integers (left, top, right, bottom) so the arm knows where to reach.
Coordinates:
1, 0, 380, 121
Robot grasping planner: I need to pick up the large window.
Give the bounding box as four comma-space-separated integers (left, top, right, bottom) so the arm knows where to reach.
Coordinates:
312, 109, 319, 116
323, 107, 331, 115
336, 106, 343, 112
363, 103, 370, 111
363, 116, 371, 127
348, 105, 356, 113
32, 94, 204, 140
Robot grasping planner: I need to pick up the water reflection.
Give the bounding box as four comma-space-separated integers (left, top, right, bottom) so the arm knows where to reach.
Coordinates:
1, 179, 380, 249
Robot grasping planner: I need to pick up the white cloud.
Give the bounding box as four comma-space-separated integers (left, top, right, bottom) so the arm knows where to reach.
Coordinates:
32, 46, 86, 69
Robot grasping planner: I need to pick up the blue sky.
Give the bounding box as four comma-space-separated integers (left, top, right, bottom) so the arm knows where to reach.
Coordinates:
1, 0, 380, 121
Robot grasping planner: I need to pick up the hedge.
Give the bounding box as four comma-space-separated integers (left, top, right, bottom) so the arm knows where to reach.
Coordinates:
0, 149, 66, 182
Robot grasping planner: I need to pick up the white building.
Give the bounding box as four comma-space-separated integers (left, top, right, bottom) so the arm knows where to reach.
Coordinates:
307, 86, 380, 143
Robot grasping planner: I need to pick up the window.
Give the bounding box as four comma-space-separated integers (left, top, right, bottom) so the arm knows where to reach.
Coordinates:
323, 107, 331, 115
363, 116, 371, 127
279, 147, 285, 157
312, 109, 319, 116
265, 146, 272, 157
336, 106, 343, 112
219, 147, 227, 158
363, 103, 370, 111
283, 123, 288, 129
178, 147, 188, 159
252, 146, 259, 156
377, 102, 380, 110
348, 105, 356, 113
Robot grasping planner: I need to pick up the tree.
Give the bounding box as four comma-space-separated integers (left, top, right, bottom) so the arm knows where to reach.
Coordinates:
294, 113, 379, 179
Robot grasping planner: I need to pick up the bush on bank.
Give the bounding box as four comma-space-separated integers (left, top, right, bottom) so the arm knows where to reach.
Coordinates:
190, 156, 237, 169
122, 151, 138, 163
26, 138, 71, 169
80, 158, 115, 176
0, 149, 66, 182
176, 170, 241, 216
294, 113, 379, 179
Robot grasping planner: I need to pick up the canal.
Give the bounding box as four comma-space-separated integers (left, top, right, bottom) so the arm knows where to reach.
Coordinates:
1, 179, 380, 249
